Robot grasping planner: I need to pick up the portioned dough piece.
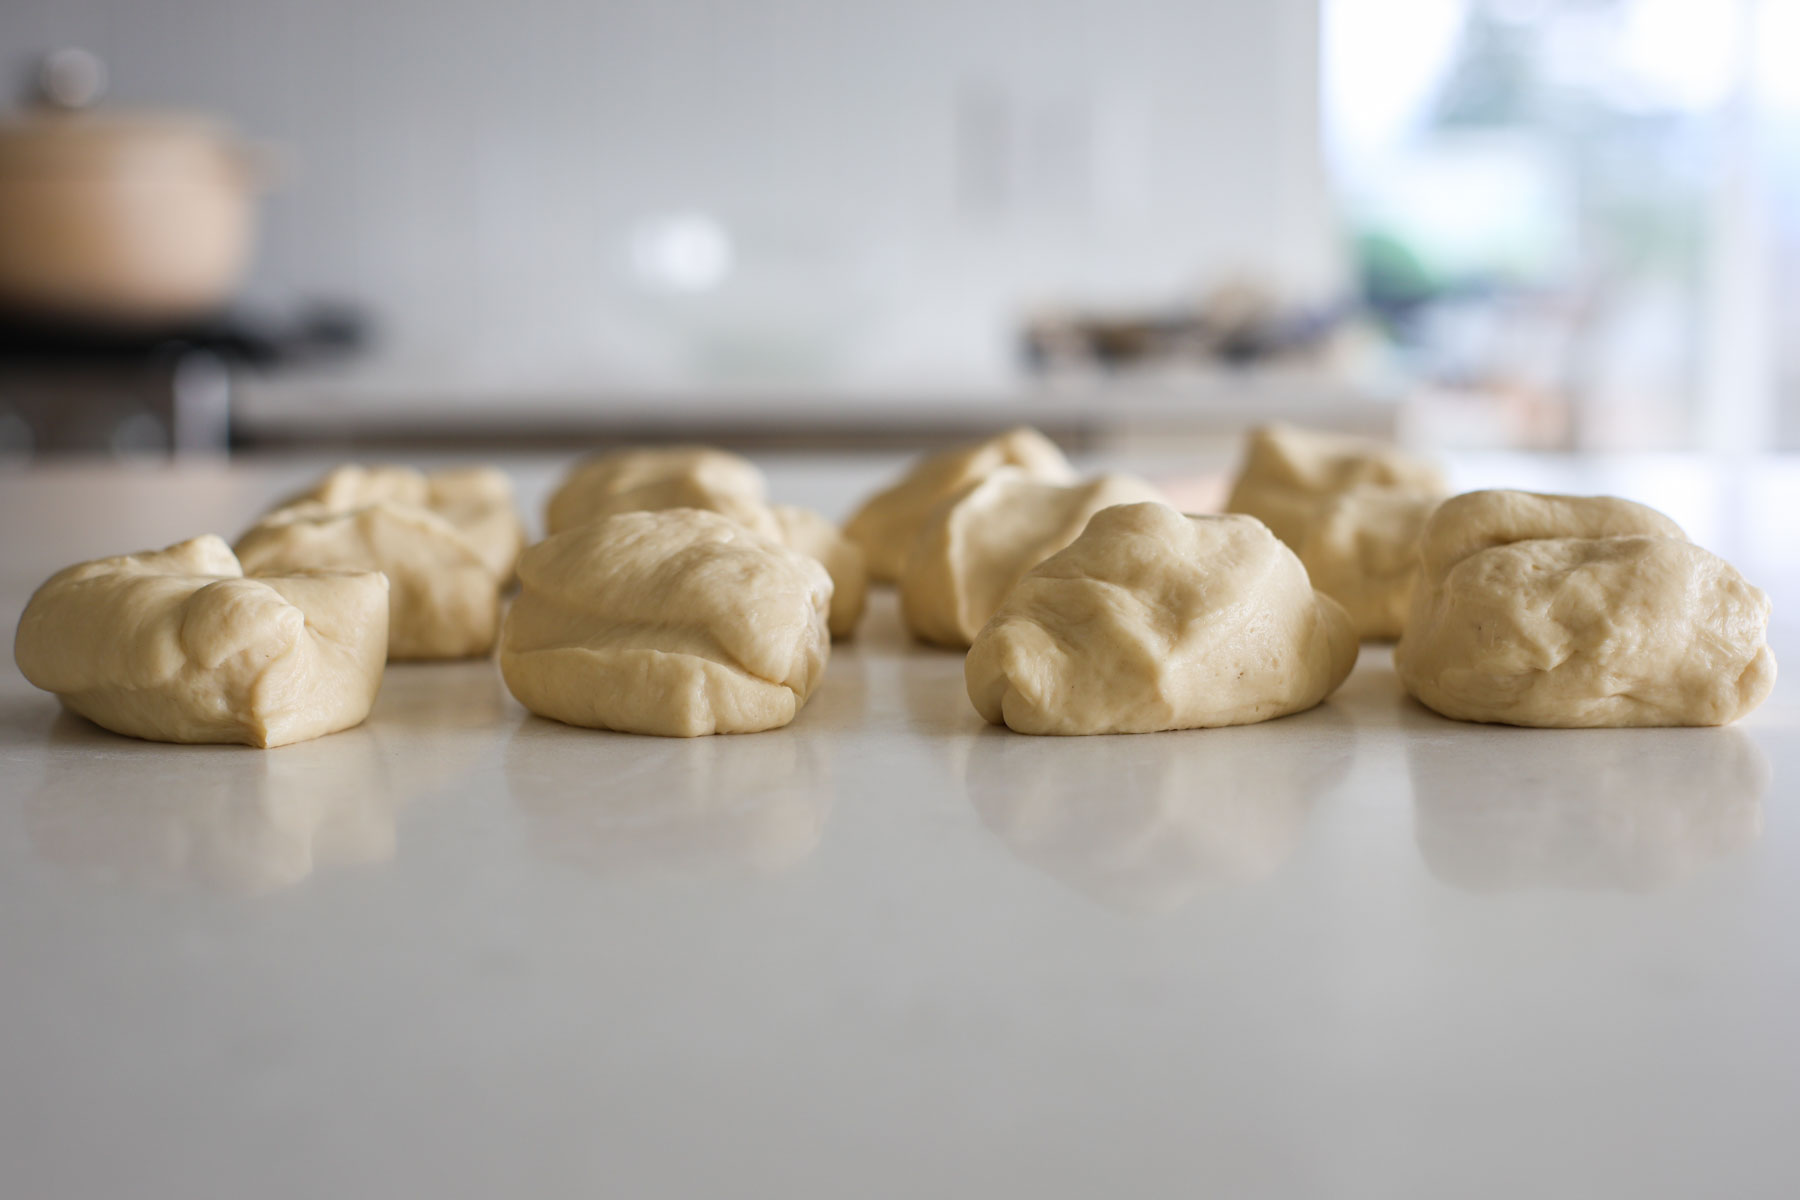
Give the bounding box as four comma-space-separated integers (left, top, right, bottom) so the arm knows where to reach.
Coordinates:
1226, 423, 1446, 547
900, 469, 1165, 647
279, 463, 527, 581
499, 509, 832, 737
13, 535, 387, 747
846, 426, 1076, 583
772, 505, 868, 639
966, 503, 1357, 735
546, 445, 766, 535
1395, 490, 1776, 727
236, 501, 500, 660
536, 466, 866, 639
1295, 486, 1439, 640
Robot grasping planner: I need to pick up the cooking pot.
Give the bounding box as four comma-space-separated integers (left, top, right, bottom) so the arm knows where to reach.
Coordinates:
0, 50, 268, 325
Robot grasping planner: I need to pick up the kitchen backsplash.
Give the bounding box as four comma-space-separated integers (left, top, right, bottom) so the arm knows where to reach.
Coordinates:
2, 0, 1340, 387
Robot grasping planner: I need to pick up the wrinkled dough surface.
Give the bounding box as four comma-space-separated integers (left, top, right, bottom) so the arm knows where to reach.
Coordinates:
545, 446, 767, 536
965, 503, 1358, 734
1226, 424, 1446, 638
846, 427, 1075, 583
236, 501, 500, 660
540, 448, 865, 638
13, 535, 388, 747
900, 469, 1165, 647
1226, 423, 1446, 547
499, 509, 831, 736
1396, 490, 1776, 727
1296, 487, 1440, 640
281, 463, 526, 581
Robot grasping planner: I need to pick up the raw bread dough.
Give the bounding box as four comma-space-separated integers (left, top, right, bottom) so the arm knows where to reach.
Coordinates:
965, 502, 1358, 734
281, 463, 526, 581
772, 504, 868, 639
1395, 489, 1776, 727
236, 501, 501, 660
1226, 424, 1446, 639
499, 509, 831, 737
899, 468, 1165, 647
545, 446, 766, 536
1226, 424, 1446, 546
1295, 486, 1440, 640
846, 426, 1076, 583
13, 535, 387, 747
543, 447, 866, 637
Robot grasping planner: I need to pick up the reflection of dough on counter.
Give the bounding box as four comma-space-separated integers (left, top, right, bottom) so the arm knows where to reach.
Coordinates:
499, 509, 831, 736
961, 709, 1353, 913
1397, 490, 1777, 727
899, 469, 1165, 648
506, 721, 830, 876
13, 535, 388, 747
1409, 728, 1768, 892
24, 721, 399, 894
965, 504, 1357, 734
846, 426, 1077, 583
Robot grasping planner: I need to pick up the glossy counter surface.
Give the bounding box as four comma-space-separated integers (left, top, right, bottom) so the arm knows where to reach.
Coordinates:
2, 453, 1796, 1198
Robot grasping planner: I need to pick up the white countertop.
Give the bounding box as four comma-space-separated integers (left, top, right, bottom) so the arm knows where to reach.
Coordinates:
1, 451, 1796, 1199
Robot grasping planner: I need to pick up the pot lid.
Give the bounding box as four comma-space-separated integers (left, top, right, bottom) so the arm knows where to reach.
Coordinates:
0, 48, 237, 173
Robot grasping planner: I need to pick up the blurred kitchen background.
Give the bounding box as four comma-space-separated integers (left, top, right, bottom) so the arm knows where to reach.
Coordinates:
0, 0, 1793, 458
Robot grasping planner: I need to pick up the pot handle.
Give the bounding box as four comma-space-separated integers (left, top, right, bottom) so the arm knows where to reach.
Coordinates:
230, 138, 291, 192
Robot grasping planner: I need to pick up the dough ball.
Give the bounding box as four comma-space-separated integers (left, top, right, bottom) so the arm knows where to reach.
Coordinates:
772, 504, 868, 640
965, 502, 1358, 735
545, 446, 766, 536
1295, 486, 1440, 640
499, 509, 831, 737
1226, 424, 1446, 639
543, 450, 866, 639
13, 535, 388, 748
846, 426, 1076, 583
236, 501, 501, 661
1395, 489, 1776, 727
281, 463, 526, 581
899, 468, 1165, 648
1226, 423, 1446, 545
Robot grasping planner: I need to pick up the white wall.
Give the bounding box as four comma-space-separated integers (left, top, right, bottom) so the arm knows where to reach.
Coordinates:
2, 0, 1338, 389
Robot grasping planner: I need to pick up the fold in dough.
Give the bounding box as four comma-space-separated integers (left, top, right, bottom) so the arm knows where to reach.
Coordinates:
545, 446, 767, 537
13, 535, 388, 747
499, 509, 832, 737
846, 426, 1076, 583
279, 463, 527, 581
1226, 424, 1446, 640
965, 503, 1358, 735
899, 468, 1165, 648
236, 501, 500, 660
543, 448, 866, 638
1395, 490, 1776, 727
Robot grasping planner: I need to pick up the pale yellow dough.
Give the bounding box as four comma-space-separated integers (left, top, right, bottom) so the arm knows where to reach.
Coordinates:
1395, 490, 1776, 727
1295, 486, 1441, 640
545, 446, 767, 536
280, 463, 526, 581
499, 509, 832, 737
966, 503, 1358, 735
899, 468, 1165, 648
236, 501, 500, 661
845, 426, 1076, 583
1226, 424, 1446, 639
13, 535, 388, 748
543, 447, 866, 637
